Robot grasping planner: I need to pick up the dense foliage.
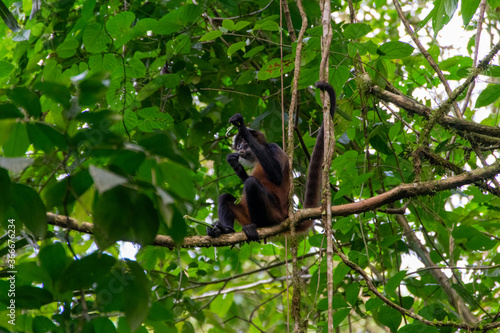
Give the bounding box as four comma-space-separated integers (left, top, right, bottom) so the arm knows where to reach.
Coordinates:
0, 0, 500, 332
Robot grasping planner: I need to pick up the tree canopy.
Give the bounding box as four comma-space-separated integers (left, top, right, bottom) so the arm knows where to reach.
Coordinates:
0, 0, 500, 332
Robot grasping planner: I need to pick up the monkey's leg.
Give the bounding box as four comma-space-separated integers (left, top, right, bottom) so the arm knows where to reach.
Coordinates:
207, 193, 245, 238
242, 177, 280, 241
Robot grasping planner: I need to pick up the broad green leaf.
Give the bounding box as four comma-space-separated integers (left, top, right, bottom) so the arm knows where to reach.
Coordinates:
385, 270, 407, 296
234, 21, 250, 31
0, 104, 23, 119
32, 317, 58, 332
137, 74, 181, 101
344, 23, 371, 39
159, 161, 195, 201
106, 11, 135, 39
39, 243, 68, 281
309, 234, 326, 248
0, 61, 14, 77
222, 19, 235, 31
89, 165, 128, 193
61, 252, 116, 291
137, 107, 174, 132
377, 41, 414, 59
243, 45, 264, 58
6, 87, 42, 118
34, 82, 72, 109
462, 0, 480, 26
126, 57, 146, 78
333, 262, 350, 285
475, 84, 500, 108
483, 65, 500, 77
227, 41, 246, 57
3, 122, 29, 156
56, 38, 79, 58
83, 22, 111, 53
257, 55, 295, 80
378, 305, 402, 332
332, 308, 351, 327
365, 297, 384, 312
155, 5, 203, 35
254, 20, 280, 31
124, 260, 151, 331
11, 183, 47, 238
199, 30, 223, 42
346, 283, 360, 306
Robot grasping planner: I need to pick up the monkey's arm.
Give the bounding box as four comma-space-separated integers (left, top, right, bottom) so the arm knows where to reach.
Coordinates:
226, 153, 249, 183
229, 114, 283, 185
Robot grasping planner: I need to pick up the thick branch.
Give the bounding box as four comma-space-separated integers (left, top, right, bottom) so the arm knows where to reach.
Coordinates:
369, 84, 500, 142
48, 159, 500, 249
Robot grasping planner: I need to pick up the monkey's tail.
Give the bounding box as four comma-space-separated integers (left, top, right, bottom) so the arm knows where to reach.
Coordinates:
298, 81, 336, 233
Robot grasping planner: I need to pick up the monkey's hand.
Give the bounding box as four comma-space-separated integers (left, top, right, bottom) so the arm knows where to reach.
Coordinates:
207, 221, 235, 238
229, 113, 244, 128
242, 224, 260, 242
226, 153, 240, 167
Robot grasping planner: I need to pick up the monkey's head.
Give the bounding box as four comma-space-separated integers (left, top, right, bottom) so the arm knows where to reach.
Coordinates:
233, 129, 267, 167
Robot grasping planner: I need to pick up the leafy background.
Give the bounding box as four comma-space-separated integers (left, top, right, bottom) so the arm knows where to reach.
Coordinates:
0, 0, 499, 332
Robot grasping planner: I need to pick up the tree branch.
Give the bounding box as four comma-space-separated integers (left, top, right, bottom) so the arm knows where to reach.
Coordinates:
47, 158, 500, 249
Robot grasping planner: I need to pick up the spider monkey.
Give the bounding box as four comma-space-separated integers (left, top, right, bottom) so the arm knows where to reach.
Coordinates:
207, 81, 336, 241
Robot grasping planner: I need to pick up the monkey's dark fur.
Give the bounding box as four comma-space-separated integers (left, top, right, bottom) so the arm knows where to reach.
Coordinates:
207, 82, 336, 241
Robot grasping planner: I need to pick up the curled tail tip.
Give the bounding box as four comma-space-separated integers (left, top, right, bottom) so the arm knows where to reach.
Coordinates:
315, 81, 333, 91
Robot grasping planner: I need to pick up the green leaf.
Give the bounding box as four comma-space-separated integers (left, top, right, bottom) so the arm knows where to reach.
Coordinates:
227, 41, 247, 57
34, 82, 72, 109
3, 122, 30, 157
11, 184, 47, 238
462, 0, 480, 26
378, 305, 402, 332
332, 308, 351, 327
137, 74, 181, 101
32, 316, 58, 332
254, 20, 280, 31
93, 187, 159, 248
257, 55, 295, 80
89, 165, 128, 193
0, 103, 23, 119
222, 19, 235, 31
159, 161, 196, 201
365, 297, 384, 312
309, 234, 326, 248
345, 283, 360, 306
385, 270, 407, 296
56, 38, 79, 58
333, 263, 350, 285
475, 84, 500, 108
126, 57, 146, 78
137, 107, 174, 132
106, 11, 136, 39
243, 45, 264, 58
466, 233, 497, 251
483, 65, 500, 77
199, 30, 223, 42
61, 252, 116, 291
234, 21, 250, 31
155, 5, 203, 35
124, 260, 151, 331
344, 23, 372, 39
39, 243, 68, 281
83, 22, 111, 53
377, 41, 414, 59
0, 60, 14, 77
6, 87, 42, 118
